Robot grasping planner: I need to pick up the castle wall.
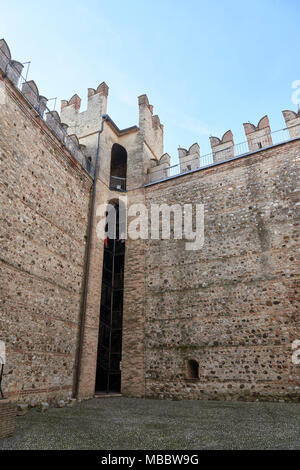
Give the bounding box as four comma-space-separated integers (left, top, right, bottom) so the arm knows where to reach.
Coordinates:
143, 139, 299, 401
60, 83, 108, 139
0, 74, 93, 405
1, 37, 299, 405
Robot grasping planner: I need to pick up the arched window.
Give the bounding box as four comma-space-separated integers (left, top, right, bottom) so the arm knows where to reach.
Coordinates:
110, 143, 127, 192
186, 359, 199, 380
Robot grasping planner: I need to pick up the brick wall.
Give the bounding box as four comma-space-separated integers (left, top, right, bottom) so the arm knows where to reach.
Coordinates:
1, 66, 299, 405
121, 189, 147, 397
144, 140, 300, 401
0, 400, 16, 438
0, 75, 92, 404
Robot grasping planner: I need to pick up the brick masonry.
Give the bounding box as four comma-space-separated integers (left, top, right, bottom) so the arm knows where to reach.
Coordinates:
144, 141, 300, 401
0, 41, 299, 404
0, 74, 93, 404
0, 400, 16, 438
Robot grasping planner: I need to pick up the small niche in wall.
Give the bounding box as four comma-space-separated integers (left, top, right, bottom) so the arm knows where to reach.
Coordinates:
186, 359, 200, 380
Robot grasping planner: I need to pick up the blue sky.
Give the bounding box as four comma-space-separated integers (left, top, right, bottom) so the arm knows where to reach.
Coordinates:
1, 0, 299, 162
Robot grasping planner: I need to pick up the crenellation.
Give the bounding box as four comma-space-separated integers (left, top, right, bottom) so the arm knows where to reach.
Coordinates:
38, 95, 48, 117
0, 38, 11, 73
65, 134, 85, 165
243, 115, 272, 151
68, 93, 82, 112
178, 143, 200, 172
152, 114, 163, 130
45, 111, 87, 167
282, 108, 300, 139
46, 110, 68, 143
138, 93, 151, 109
21, 80, 48, 117
138, 93, 164, 159
88, 81, 109, 98
0, 37, 93, 173
60, 83, 108, 143
0, 39, 23, 87
6, 60, 24, 87
21, 80, 39, 108
210, 130, 234, 163
149, 153, 170, 182
61, 99, 69, 110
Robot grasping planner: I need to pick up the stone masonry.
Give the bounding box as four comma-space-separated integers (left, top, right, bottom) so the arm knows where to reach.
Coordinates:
144, 141, 299, 401
0, 38, 299, 405
0, 63, 92, 405
0, 400, 16, 438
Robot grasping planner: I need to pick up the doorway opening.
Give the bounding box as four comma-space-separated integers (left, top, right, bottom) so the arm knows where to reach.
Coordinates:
110, 143, 127, 192
186, 359, 199, 380
95, 201, 125, 393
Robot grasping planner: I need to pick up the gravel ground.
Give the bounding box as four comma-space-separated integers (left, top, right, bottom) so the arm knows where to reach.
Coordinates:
0, 397, 299, 450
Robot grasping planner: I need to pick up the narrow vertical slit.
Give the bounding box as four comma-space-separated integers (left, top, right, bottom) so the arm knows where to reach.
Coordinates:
96, 202, 125, 394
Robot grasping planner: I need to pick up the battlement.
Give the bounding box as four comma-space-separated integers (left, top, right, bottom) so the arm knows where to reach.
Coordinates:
88, 82, 109, 98
60, 82, 109, 137
149, 153, 171, 182
282, 108, 300, 139
0, 38, 93, 176
61, 93, 81, 112
243, 115, 272, 151
178, 143, 200, 172
60, 82, 109, 117
148, 110, 300, 183
0, 38, 23, 86
1, 37, 300, 187
210, 130, 234, 163
138, 94, 164, 158
21, 80, 48, 116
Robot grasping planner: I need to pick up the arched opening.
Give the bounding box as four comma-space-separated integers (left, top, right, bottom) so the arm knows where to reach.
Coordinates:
95, 200, 125, 393
186, 359, 199, 380
110, 143, 127, 192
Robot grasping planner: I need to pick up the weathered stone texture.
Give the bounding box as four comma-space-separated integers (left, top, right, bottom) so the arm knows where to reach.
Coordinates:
0, 77, 92, 403
121, 189, 147, 397
0, 55, 299, 405
144, 141, 300, 401
0, 400, 16, 438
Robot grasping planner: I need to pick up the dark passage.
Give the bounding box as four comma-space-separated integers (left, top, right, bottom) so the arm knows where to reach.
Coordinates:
95, 202, 125, 393
110, 143, 127, 192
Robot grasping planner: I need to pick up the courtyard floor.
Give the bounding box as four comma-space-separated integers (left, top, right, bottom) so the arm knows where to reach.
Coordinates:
0, 397, 299, 450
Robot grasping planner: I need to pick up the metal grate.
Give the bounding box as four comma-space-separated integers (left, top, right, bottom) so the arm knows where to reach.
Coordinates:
110, 175, 126, 192
96, 204, 125, 393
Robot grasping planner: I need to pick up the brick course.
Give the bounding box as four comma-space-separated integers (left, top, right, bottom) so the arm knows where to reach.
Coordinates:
0, 400, 16, 438
0, 50, 299, 404
143, 141, 300, 401
0, 75, 92, 404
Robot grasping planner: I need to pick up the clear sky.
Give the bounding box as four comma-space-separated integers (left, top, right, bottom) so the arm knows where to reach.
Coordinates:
0, 0, 299, 163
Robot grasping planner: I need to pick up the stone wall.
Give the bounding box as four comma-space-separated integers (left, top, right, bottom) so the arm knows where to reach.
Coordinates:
0, 400, 16, 438
1, 37, 299, 404
144, 140, 300, 401
0, 73, 92, 405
